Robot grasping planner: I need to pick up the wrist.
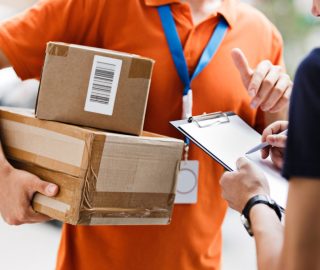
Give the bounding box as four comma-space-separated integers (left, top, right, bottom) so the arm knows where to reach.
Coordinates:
249, 203, 281, 224
241, 194, 283, 236
249, 204, 283, 236
0, 158, 13, 176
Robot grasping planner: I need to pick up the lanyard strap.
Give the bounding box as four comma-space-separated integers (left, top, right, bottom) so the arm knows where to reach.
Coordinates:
157, 5, 229, 96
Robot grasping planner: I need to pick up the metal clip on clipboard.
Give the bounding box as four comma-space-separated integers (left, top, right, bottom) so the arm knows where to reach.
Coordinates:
188, 112, 230, 128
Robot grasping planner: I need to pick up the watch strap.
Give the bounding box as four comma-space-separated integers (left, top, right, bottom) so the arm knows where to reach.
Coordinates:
241, 194, 283, 236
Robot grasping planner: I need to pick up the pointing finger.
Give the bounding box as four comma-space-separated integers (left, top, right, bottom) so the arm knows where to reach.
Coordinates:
231, 48, 253, 89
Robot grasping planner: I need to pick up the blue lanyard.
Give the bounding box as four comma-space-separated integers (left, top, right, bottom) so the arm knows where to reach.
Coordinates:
157, 5, 229, 96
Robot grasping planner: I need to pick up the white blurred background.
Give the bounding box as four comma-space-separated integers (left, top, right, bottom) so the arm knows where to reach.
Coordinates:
0, 1, 319, 269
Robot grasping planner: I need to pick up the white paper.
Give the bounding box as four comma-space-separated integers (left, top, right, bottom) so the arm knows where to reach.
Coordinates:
179, 115, 288, 207
84, 55, 122, 116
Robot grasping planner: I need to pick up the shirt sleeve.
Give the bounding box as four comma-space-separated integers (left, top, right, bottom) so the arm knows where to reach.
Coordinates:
0, 0, 100, 80
282, 48, 320, 180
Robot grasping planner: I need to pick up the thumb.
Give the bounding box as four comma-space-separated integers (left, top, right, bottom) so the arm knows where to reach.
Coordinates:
231, 48, 253, 88
32, 178, 59, 197
236, 157, 249, 170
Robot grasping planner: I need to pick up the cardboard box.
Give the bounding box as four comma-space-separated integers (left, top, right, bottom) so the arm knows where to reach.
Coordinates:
36, 42, 154, 135
0, 107, 183, 225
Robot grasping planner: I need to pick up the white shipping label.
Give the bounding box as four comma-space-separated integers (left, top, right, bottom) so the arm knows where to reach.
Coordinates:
84, 55, 122, 116
175, 160, 199, 204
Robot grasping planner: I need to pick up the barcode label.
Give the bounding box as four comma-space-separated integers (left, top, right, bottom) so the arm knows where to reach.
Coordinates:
85, 55, 122, 116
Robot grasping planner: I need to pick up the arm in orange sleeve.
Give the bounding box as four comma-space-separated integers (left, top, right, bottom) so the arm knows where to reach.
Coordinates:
0, 0, 102, 80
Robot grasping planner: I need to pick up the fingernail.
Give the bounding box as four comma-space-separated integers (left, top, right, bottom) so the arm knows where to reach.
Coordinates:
47, 184, 57, 195
250, 100, 258, 109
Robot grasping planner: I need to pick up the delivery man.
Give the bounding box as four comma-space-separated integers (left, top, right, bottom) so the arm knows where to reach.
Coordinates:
0, 0, 292, 269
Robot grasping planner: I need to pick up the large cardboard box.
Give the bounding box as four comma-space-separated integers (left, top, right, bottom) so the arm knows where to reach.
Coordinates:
0, 107, 183, 225
36, 42, 154, 135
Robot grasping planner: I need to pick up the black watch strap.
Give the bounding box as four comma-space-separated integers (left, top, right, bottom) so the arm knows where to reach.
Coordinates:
241, 194, 284, 236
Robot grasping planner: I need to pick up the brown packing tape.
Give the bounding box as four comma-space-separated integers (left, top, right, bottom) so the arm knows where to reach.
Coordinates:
65, 133, 104, 223
79, 131, 98, 181
0, 108, 92, 141
78, 207, 172, 225
78, 192, 174, 225
128, 58, 154, 79
92, 192, 175, 209
86, 208, 170, 219
5, 146, 85, 178
47, 42, 69, 57
89, 217, 170, 226
87, 133, 106, 178
78, 133, 106, 224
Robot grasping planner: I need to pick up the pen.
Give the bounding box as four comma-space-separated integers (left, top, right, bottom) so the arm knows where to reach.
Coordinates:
245, 129, 288, 155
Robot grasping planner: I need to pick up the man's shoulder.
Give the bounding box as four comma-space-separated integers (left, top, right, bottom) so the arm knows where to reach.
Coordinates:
234, 2, 278, 32
235, 2, 271, 21
232, 1, 282, 47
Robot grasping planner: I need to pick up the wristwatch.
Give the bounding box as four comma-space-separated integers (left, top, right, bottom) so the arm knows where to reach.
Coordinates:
240, 194, 284, 236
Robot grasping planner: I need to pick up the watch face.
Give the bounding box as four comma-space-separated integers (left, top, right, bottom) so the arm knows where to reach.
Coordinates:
240, 214, 249, 227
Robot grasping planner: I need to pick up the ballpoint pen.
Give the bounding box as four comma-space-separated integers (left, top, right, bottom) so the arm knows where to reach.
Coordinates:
245, 129, 288, 155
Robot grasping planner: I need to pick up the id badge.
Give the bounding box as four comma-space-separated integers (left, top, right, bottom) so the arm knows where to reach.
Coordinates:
174, 160, 199, 204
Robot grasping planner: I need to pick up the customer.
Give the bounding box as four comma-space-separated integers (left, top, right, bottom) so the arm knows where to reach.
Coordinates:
0, 1, 291, 269
220, 1, 320, 269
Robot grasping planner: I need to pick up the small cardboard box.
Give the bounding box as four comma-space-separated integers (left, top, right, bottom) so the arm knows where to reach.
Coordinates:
36, 42, 154, 135
0, 107, 183, 225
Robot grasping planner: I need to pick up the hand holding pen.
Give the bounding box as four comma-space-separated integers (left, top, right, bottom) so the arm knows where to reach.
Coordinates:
246, 121, 288, 169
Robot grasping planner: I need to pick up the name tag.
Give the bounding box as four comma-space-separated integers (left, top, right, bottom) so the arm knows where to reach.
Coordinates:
174, 160, 199, 204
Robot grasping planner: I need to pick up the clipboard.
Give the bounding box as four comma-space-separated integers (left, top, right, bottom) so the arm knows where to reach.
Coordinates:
171, 112, 288, 208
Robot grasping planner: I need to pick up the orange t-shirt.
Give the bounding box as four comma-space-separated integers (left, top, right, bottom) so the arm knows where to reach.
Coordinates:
0, 0, 284, 269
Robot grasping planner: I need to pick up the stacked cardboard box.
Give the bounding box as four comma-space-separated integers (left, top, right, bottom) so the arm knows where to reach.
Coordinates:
37, 42, 154, 135
0, 43, 184, 225
0, 107, 183, 225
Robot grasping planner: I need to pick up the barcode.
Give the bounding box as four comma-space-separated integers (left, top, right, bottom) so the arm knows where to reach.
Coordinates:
90, 62, 115, 105
85, 55, 122, 116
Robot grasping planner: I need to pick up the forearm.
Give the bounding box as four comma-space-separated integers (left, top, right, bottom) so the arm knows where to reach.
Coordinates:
250, 204, 284, 270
